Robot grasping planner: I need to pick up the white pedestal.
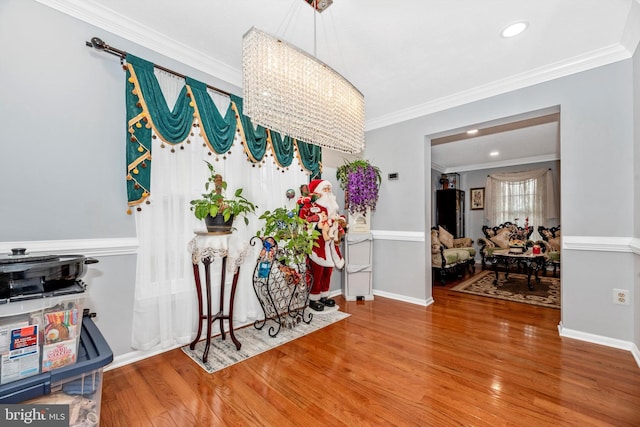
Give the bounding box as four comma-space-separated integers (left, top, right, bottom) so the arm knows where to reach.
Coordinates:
348, 208, 371, 233
343, 232, 374, 301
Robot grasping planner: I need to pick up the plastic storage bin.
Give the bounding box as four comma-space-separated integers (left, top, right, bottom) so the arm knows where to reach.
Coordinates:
0, 292, 85, 385
0, 316, 113, 426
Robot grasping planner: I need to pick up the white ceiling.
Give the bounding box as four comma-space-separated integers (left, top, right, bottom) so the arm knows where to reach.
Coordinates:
431, 120, 560, 173
39, 0, 639, 169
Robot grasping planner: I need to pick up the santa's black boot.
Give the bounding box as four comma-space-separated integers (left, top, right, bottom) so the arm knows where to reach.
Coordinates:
319, 297, 336, 307
309, 300, 324, 311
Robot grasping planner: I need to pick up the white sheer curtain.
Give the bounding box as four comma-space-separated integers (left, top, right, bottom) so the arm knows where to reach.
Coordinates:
485, 168, 558, 240
131, 69, 309, 351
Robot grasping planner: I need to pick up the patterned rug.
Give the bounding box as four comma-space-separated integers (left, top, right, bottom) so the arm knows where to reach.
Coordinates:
451, 270, 560, 309
181, 308, 350, 373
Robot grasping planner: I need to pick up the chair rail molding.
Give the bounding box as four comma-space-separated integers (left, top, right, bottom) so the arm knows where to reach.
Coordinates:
0, 238, 139, 257
371, 230, 425, 242
562, 235, 634, 253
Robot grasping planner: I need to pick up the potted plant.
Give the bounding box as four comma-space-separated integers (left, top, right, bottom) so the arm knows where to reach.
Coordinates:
336, 159, 382, 215
190, 161, 257, 233
255, 207, 320, 267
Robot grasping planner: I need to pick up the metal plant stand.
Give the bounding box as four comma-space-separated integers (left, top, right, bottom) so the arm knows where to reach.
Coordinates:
250, 236, 313, 337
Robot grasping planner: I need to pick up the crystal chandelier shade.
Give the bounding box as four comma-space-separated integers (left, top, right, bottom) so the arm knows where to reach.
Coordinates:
242, 27, 365, 154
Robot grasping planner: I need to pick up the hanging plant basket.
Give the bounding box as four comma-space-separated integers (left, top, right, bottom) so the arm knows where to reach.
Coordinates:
336, 159, 382, 216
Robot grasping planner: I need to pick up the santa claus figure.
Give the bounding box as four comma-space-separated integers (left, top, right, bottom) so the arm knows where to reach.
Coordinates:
298, 179, 346, 312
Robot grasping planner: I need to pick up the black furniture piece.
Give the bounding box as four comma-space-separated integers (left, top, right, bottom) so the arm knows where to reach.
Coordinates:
436, 189, 465, 238
477, 221, 534, 269
537, 225, 561, 277
490, 249, 546, 290
250, 237, 313, 338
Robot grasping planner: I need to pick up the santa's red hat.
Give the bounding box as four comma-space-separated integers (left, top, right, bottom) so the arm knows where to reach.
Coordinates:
308, 179, 331, 193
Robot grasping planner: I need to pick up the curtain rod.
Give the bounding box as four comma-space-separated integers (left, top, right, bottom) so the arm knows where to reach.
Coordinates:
85, 37, 231, 97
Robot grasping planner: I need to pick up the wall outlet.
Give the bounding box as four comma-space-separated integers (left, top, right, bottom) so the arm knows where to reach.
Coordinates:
613, 289, 630, 305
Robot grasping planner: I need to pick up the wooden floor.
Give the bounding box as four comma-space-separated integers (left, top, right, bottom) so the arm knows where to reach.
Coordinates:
101, 271, 640, 426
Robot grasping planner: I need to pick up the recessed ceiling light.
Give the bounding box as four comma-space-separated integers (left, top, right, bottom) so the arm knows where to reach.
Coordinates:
490, 151, 500, 156
501, 21, 528, 38
466, 129, 478, 135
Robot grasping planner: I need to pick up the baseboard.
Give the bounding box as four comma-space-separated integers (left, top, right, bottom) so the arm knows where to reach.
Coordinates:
632, 343, 640, 368
106, 343, 185, 371
107, 317, 257, 371
372, 289, 433, 307
558, 323, 640, 368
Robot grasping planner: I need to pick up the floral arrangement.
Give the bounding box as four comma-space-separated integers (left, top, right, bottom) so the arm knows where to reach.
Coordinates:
336, 159, 382, 215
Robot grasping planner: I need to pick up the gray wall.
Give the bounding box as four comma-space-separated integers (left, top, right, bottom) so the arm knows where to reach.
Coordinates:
365, 59, 637, 348
0, 0, 242, 362
1, 1, 637, 362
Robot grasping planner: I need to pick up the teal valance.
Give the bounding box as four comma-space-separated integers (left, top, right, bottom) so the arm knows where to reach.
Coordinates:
125, 54, 322, 211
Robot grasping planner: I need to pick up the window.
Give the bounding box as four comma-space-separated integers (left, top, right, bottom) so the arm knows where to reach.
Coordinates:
485, 168, 558, 238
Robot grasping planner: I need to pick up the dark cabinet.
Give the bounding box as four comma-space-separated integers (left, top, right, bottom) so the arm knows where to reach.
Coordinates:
436, 189, 465, 238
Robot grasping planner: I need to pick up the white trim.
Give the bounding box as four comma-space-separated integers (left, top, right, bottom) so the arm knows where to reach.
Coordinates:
373, 289, 433, 307
370, 232, 640, 254
0, 238, 138, 257
563, 235, 634, 252
35, 0, 241, 88
107, 318, 255, 370
558, 323, 640, 368
371, 230, 425, 242
106, 343, 183, 371
632, 343, 640, 368
431, 162, 446, 173
629, 238, 640, 255
36, 1, 637, 134
436, 153, 560, 174
366, 44, 631, 131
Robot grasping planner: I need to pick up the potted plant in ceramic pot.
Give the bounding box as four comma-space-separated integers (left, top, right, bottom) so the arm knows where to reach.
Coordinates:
190, 161, 257, 233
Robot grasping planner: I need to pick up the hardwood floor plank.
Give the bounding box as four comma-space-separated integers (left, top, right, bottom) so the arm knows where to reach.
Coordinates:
100, 272, 640, 426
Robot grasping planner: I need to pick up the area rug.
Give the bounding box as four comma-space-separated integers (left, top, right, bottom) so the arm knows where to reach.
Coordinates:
181, 309, 350, 373
451, 270, 560, 309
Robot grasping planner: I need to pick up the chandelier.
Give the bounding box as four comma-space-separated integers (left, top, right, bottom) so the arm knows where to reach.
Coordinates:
241, 3, 365, 154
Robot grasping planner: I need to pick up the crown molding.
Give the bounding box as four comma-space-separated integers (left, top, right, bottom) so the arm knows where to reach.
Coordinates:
35, 0, 242, 87
620, 0, 640, 55
430, 162, 446, 173
435, 153, 560, 174
36, 0, 635, 133
366, 44, 631, 131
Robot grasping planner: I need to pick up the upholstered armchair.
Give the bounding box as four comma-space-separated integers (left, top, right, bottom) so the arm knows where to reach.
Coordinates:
537, 225, 561, 277
476, 222, 534, 269
431, 226, 476, 285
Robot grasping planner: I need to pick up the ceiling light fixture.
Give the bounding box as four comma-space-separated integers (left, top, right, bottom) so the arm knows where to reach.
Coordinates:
501, 21, 528, 38
490, 151, 500, 156
242, 1, 364, 154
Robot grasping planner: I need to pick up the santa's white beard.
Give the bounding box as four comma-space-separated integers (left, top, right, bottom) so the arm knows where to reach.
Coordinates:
316, 192, 339, 218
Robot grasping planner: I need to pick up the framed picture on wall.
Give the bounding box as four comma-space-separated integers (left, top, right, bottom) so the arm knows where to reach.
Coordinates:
470, 187, 485, 210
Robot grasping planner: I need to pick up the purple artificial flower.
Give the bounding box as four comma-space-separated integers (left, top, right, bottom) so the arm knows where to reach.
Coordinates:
345, 164, 380, 215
